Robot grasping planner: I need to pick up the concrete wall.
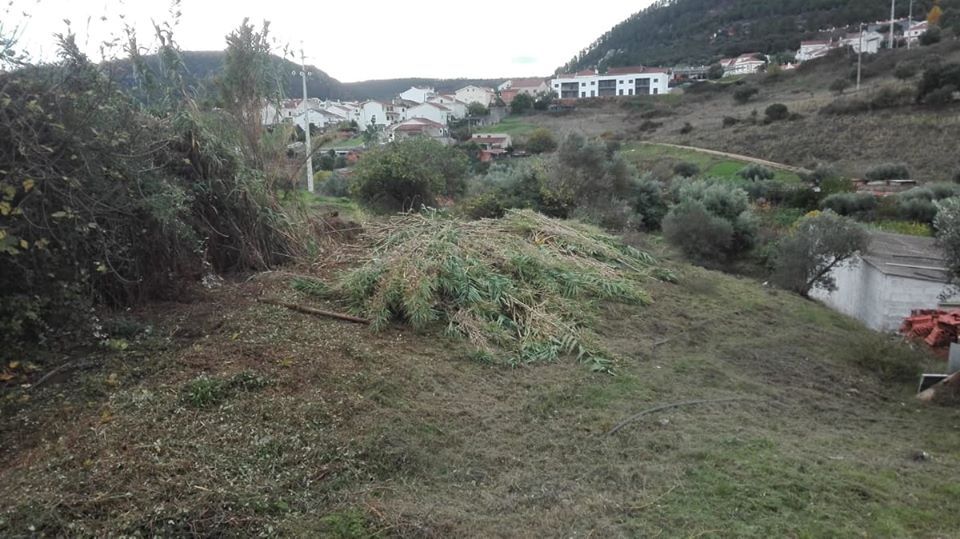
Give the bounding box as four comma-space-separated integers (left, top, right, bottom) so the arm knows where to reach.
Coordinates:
813, 259, 955, 332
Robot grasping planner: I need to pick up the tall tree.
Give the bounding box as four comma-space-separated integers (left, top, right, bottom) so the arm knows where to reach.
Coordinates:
220, 19, 277, 159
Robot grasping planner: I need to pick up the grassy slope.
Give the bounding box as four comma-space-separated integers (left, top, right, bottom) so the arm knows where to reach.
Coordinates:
2, 242, 959, 537
473, 117, 539, 137
621, 142, 803, 183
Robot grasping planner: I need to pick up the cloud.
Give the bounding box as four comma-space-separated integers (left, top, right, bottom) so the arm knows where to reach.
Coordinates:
512, 56, 538, 65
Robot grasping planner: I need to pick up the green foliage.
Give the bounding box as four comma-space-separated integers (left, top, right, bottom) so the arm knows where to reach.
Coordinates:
935, 197, 960, 281
533, 91, 555, 111
896, 184, 960, 223
771, 211, 869, 297
764, 103, 789, 122
631, 177, 669, 230
737, 164, 775, 181
467, 102, 489, 117
333, 210, 668, 371
843, 335, 924, 384
707, 63, 725, 80
0, 32, 293, 352
920, 25, 943, 46
894, 62, 919, 80
181, 371, 270, 408
318, 171, 351, 198
318, 510, 372, 538
510, 93, 534, 115
664, 180, 757, 262
679, 122, 694, 134
865, 163, 910, 181
820, 193, 879, 217
722, 116, 739, 128
733, 86, 759, 104
829, 78, 850, 94
350, 138, 468, 212
674, 162, 700, 178
869, 220, 933, 237
526, 128, 558, 154
917, 62, 960, 104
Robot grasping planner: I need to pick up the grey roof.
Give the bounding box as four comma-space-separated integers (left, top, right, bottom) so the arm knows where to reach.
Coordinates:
862, 231, 950, 282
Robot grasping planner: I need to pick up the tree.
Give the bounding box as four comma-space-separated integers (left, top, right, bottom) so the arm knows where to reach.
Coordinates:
772, 211, 868, 297
738, 164, 775, 181
707, 63, 725, 80
663, 180, 757, 262
920, 26, 943, 46
533, 91, 555, 111
526, 128, 558, 154
733, 86, 759, 104
467, 102, 489, 117
510, 93, 534, 114
350, 138, 468, 212
764, 103, 789, 122
894, 62, 918, 80
865, 162, 910, 181
362, 121, 383, 146
935, 197, 960, 282
829, 78, 850, 95
220, 19, 277, 159
674, 162, 699, 177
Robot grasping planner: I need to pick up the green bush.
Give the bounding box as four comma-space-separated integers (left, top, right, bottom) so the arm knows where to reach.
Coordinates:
764, 103, 789, 122
894, 62, 919, 80
737, 164, 775, 181
722, 116, 739, 128
865, 163, 910, 181
771, 211, 868, 297
664, 180, 757, 262
631, 177, 668, 230
897, 197, 939, 223
820, 97, 870, 115
917, 62, 960, 104
733, 86, 759, 104
526, 128, 558, 154
350, 138, 468, 212
829, 78, 850, 94
673, 162, 700, 178
870, 86, 914, 109
820, 192, 878, 217
920, 26, 943, 46
679, 122, 694, 134
318, 171, 350, 197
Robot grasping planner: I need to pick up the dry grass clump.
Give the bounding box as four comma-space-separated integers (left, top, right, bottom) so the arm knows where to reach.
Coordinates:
332, 209, 673, 371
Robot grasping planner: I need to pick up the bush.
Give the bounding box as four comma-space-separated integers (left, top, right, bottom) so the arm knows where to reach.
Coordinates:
820, 97, 870, 115
318, 171, 350, 197
737, 164, 775, 181
733, 86, 759, 104
673, 162, 700, 178
829, 78, 850, 95
920, 26, 943, 46
722, 116, 739, 128
895, 62, 919, 80
764, 103, 789, 122
350, 138, 468, 212
935, 197, 960, 280
526, 128, 558, 154
870, 86, 914, 109
631, 177, 668, 230
917, 62, 960, 104
679, 122, 694, 134
897, 198, 939, 223
865, 163, 910, 181
510, 92, 534, 114
820, 192, 878, 217
771, 211, 868, 297
664, 180, 757, 262
707, 63, 725, 80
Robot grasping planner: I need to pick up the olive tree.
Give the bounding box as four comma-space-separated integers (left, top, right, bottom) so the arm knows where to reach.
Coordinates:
771, 211, 869, 298
935, 197, 960, 282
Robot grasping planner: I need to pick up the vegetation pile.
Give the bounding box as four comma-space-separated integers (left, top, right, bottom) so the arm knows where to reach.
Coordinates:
330, 209, 672, 371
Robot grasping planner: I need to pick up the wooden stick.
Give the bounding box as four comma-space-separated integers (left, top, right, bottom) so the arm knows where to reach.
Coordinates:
257, 297, 370, 325
606, 397, 758, 436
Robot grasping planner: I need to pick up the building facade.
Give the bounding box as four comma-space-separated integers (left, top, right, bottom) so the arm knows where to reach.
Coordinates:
550, 67, 670, 99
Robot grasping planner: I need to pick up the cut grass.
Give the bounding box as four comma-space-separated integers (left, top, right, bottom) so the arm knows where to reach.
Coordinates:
475, 116, 538, 137
2, 224, 959, 537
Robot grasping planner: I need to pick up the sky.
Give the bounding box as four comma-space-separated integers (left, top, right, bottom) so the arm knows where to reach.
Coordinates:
5, 0, 655, 82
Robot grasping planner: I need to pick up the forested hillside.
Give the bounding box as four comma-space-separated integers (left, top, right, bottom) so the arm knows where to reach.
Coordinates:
342, 77, 505, 101
562, 0, 960, 71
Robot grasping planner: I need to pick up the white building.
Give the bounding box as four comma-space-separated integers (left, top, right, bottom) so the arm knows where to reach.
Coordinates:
812, 232, 958, 332
797, 40, 834, 62
905, 21, 929, 44
404, 102, 454, 125
427, 95, 468, 118
840, 30, 884, 54
399, 86, 436, 104
455, 85, 496, 107
291, 109, 338, 131
388, 118, 449, 143
720, 53, 766, 76
353, 101, 391, 131
550, 67, 670, 99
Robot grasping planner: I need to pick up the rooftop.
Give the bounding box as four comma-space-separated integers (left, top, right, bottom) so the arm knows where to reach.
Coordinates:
862, 232, 950, 282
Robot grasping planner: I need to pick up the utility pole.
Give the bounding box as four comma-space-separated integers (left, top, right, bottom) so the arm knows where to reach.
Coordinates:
857, 23, 864, 91
907, 0, 914, 49
889, 0, 897, 50
299, 48, 314, 193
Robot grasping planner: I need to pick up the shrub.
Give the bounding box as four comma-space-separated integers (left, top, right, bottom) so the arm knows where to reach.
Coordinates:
318, 171, 350, 197
662, 201, 735, 262
897, 197, 939, 223
936, 197, 960, 281
679, 122, 694, 134
733, 86, 759, 104
924, 84, 958, 105
820, 192, 878, 217
673, 162, 700, 178
631, 177, 668, 230
737, 164, 775, 181
722, 116, 739, 128
920, 26, 943, 46
870, 86, 914, 109
771, 211, 868, 297
895, 62, 919, 80
917, 62, 960, 104
526, 128, 558, 154
820, 97, 870, 115
350, 138, 468, 211
764, 103, 789, 122
510, 92, 534, 114
829, 78, 850, 95
707, 63, 724, 80
865, 163, 910, 181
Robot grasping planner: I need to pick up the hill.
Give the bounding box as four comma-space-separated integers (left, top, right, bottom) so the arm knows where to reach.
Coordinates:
561, 0, 959, 72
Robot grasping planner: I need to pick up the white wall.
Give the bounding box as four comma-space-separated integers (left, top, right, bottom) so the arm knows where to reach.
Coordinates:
400, 87, 435, 104
455, 87, 494, 107
550, 72, 670, 99
405, 103, 450, 125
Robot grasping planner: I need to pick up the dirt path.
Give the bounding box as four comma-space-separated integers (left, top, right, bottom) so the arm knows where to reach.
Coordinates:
639, 141, 809, 174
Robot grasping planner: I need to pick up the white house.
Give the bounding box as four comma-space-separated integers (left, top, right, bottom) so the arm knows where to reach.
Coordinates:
404, 102, 453, 125
455, 85, 496, 107
291, 109, 339, 131
399, 86, 436, 104
797, 40, 835, 62
323, 103, 356, 121
388, 118, 449, 143
720, 53, 766, 76
812, 232, 958, 332
472, 133, 513, 150
840, 30, 884, 54
905, 21, 929, 44
353, 101, 392, 131
427, 95, 468, 118
550, 67, 670, 99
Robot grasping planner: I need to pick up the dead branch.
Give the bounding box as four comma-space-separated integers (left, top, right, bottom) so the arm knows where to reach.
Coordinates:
29, 359, 95, 391
606, 397, 759, 436
257, 297, 370, 325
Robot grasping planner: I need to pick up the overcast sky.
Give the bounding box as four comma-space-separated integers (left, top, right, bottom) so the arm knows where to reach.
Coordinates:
6, 0, 654, 81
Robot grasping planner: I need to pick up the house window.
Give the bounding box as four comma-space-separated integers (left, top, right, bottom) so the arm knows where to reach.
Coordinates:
581, 82, 586, 87
590, 81, 595, 85
619, 80, 624, 84
619, 89, 624, 96
590, 90, 595, 97
629, 89, 634, 95
581, 92, 586, 98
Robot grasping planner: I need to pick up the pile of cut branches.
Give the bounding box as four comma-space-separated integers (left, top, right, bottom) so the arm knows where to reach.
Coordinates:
331, 209, 673, 371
